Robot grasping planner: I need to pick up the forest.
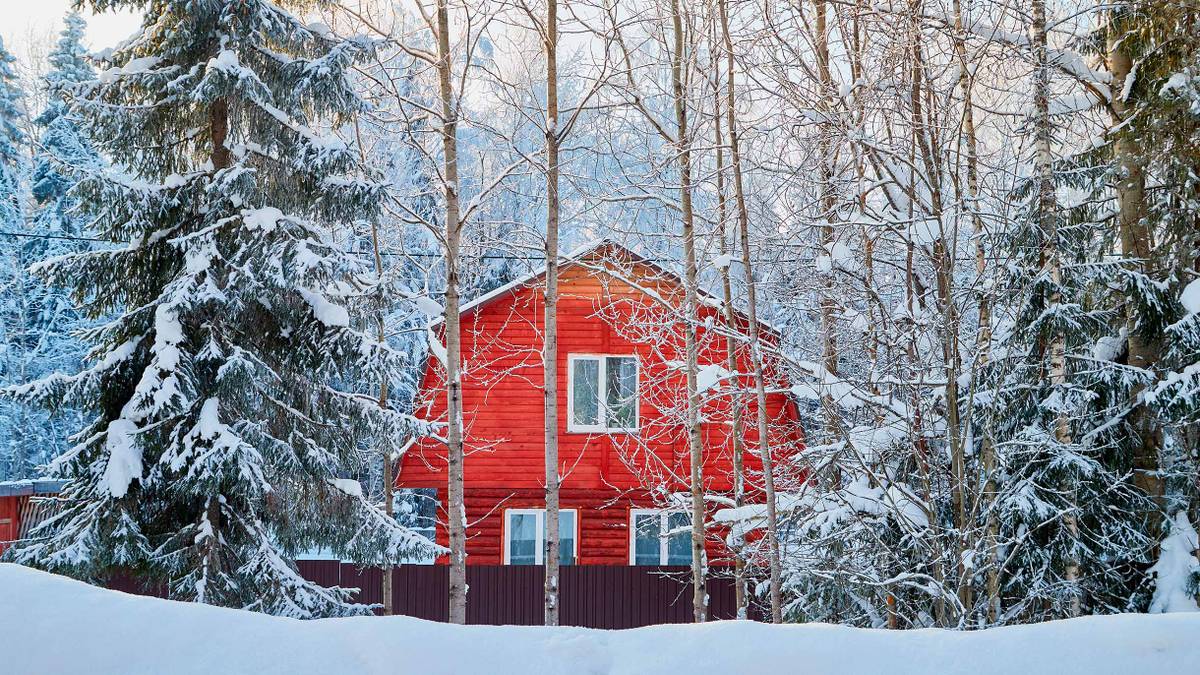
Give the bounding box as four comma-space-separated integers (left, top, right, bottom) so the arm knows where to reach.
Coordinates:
0, 0, 1198, 632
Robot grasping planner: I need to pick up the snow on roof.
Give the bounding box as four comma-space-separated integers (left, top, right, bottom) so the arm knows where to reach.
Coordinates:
426, 238, 616, 326
428, 238, 781, 335
0, 479, 67, 498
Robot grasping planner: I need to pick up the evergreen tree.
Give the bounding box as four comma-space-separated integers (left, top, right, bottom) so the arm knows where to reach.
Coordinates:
0, 34, 35, 479
1050, 1, 1200, 610
975, 2, 1154, 621
32, 12, 99, 237
0, 13, 98, 480
5, 0, 438, 617
1108, 0, 1200, 518
0, 36, 22, 229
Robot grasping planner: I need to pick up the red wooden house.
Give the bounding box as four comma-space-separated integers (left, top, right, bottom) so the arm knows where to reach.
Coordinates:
398, 241, 804, 573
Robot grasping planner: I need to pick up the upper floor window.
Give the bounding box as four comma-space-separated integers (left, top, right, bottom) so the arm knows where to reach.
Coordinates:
504, 508, 577, 566
568, 355, 638, 432
630, 509, 691, 565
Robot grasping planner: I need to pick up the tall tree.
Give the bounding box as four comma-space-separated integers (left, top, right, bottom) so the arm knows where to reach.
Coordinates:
6, 0, 437, 617
716, 0, 782, 622
539, 0, 563, 627
0, 33, 35, 479
430, 0, 469, 625
2, 13, 100, 480
663, 0, 710, 623
0, 36, 24, 231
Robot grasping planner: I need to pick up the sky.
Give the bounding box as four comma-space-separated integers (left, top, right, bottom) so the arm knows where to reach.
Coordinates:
2, 2, 140, 61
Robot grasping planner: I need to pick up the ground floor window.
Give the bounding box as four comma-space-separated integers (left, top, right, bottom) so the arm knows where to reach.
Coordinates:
630, 509, 691, 565
504, 508, 577, 565
395, 487, 439, 564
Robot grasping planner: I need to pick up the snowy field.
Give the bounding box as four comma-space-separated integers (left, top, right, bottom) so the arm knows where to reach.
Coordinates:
2, 564, 1197, 675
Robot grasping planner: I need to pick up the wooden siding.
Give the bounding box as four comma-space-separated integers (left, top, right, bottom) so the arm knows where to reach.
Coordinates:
0, 495, 21, 555
399, 244, 805, 566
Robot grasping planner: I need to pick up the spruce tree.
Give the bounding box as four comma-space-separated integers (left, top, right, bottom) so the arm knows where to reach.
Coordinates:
0, 13, 98, 480
1109, 1, 1200, 515
0, 35, 23, 233
32, 12, 99, 237
975, 4, 1154, 620
6, 1, 438, 617
0, 36, 22, 229
1063, 0, 1200, 609
0, 34, 34, 479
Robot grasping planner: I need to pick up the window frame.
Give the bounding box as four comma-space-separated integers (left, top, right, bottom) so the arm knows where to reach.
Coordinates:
502, 508, 580, 565
628, 508, 692, 566
566, 353, 640, 433
392, 487, 440, 565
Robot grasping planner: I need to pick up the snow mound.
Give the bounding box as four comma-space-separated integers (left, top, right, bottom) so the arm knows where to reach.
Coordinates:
2, 563, 1199, 675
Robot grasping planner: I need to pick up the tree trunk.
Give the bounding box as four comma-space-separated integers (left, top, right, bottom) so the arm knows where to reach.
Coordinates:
542, 0, 562, 628
815, 0, 840, 443
210, 97, 230, 171
1108, 15, 1164, 519
953, 0, 999, 624
710, 36, 748, 617
372, 223, 395, 616
719, 0, 782, 622
667, 0, 707, 623
202, 95, 230, 600
1032, 0, 1078, 618
434, 0, 468, 625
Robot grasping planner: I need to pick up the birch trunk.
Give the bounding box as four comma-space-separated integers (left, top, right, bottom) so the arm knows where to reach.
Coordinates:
434, 0, 468, 625
542, 0, 562, 628
718, 0, 783, 622
667, 0, 707, 623
1032, 0, 1078, 618
373, 227, 394, 616
710, 41, 748, 617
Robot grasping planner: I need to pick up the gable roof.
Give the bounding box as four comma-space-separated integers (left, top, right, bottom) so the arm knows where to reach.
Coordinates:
428, 239, 780, 335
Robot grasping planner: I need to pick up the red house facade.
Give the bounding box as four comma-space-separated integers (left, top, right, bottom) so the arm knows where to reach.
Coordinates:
398, 242, 804, 571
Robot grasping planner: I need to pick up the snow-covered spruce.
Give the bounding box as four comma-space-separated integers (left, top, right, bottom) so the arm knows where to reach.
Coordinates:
4, 1, 440, 618
0, 36, 22, 230
0, 13, 99, 481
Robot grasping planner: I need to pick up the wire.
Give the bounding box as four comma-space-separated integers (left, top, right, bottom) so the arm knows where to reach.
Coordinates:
0, 229, 810, 265
0, 229, 532, 260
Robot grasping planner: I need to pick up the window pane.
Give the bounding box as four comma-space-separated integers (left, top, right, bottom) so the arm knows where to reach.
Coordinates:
633, 513, 662, 565
666, 512, 692, 565
605, 357, 638, 429
395, 488, 440, 564
572, 359, 600, 426
509, 513, 538, 565
557, 511, 576, 566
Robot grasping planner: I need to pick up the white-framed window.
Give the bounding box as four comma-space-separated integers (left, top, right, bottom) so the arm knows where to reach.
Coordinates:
503, 508, 578, 565
629, 509, 692, 565
567, 354, 639, 432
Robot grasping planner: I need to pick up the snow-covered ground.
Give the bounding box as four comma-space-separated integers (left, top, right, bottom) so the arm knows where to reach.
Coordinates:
2, 563, 1197, 675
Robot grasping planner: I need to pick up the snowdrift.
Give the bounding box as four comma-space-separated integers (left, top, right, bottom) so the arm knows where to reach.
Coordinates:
1, 563, 1197, 675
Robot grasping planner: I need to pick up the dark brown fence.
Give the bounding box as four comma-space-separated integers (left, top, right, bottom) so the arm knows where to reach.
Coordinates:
107, 563, 759, 628
298, 563, 759, 627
